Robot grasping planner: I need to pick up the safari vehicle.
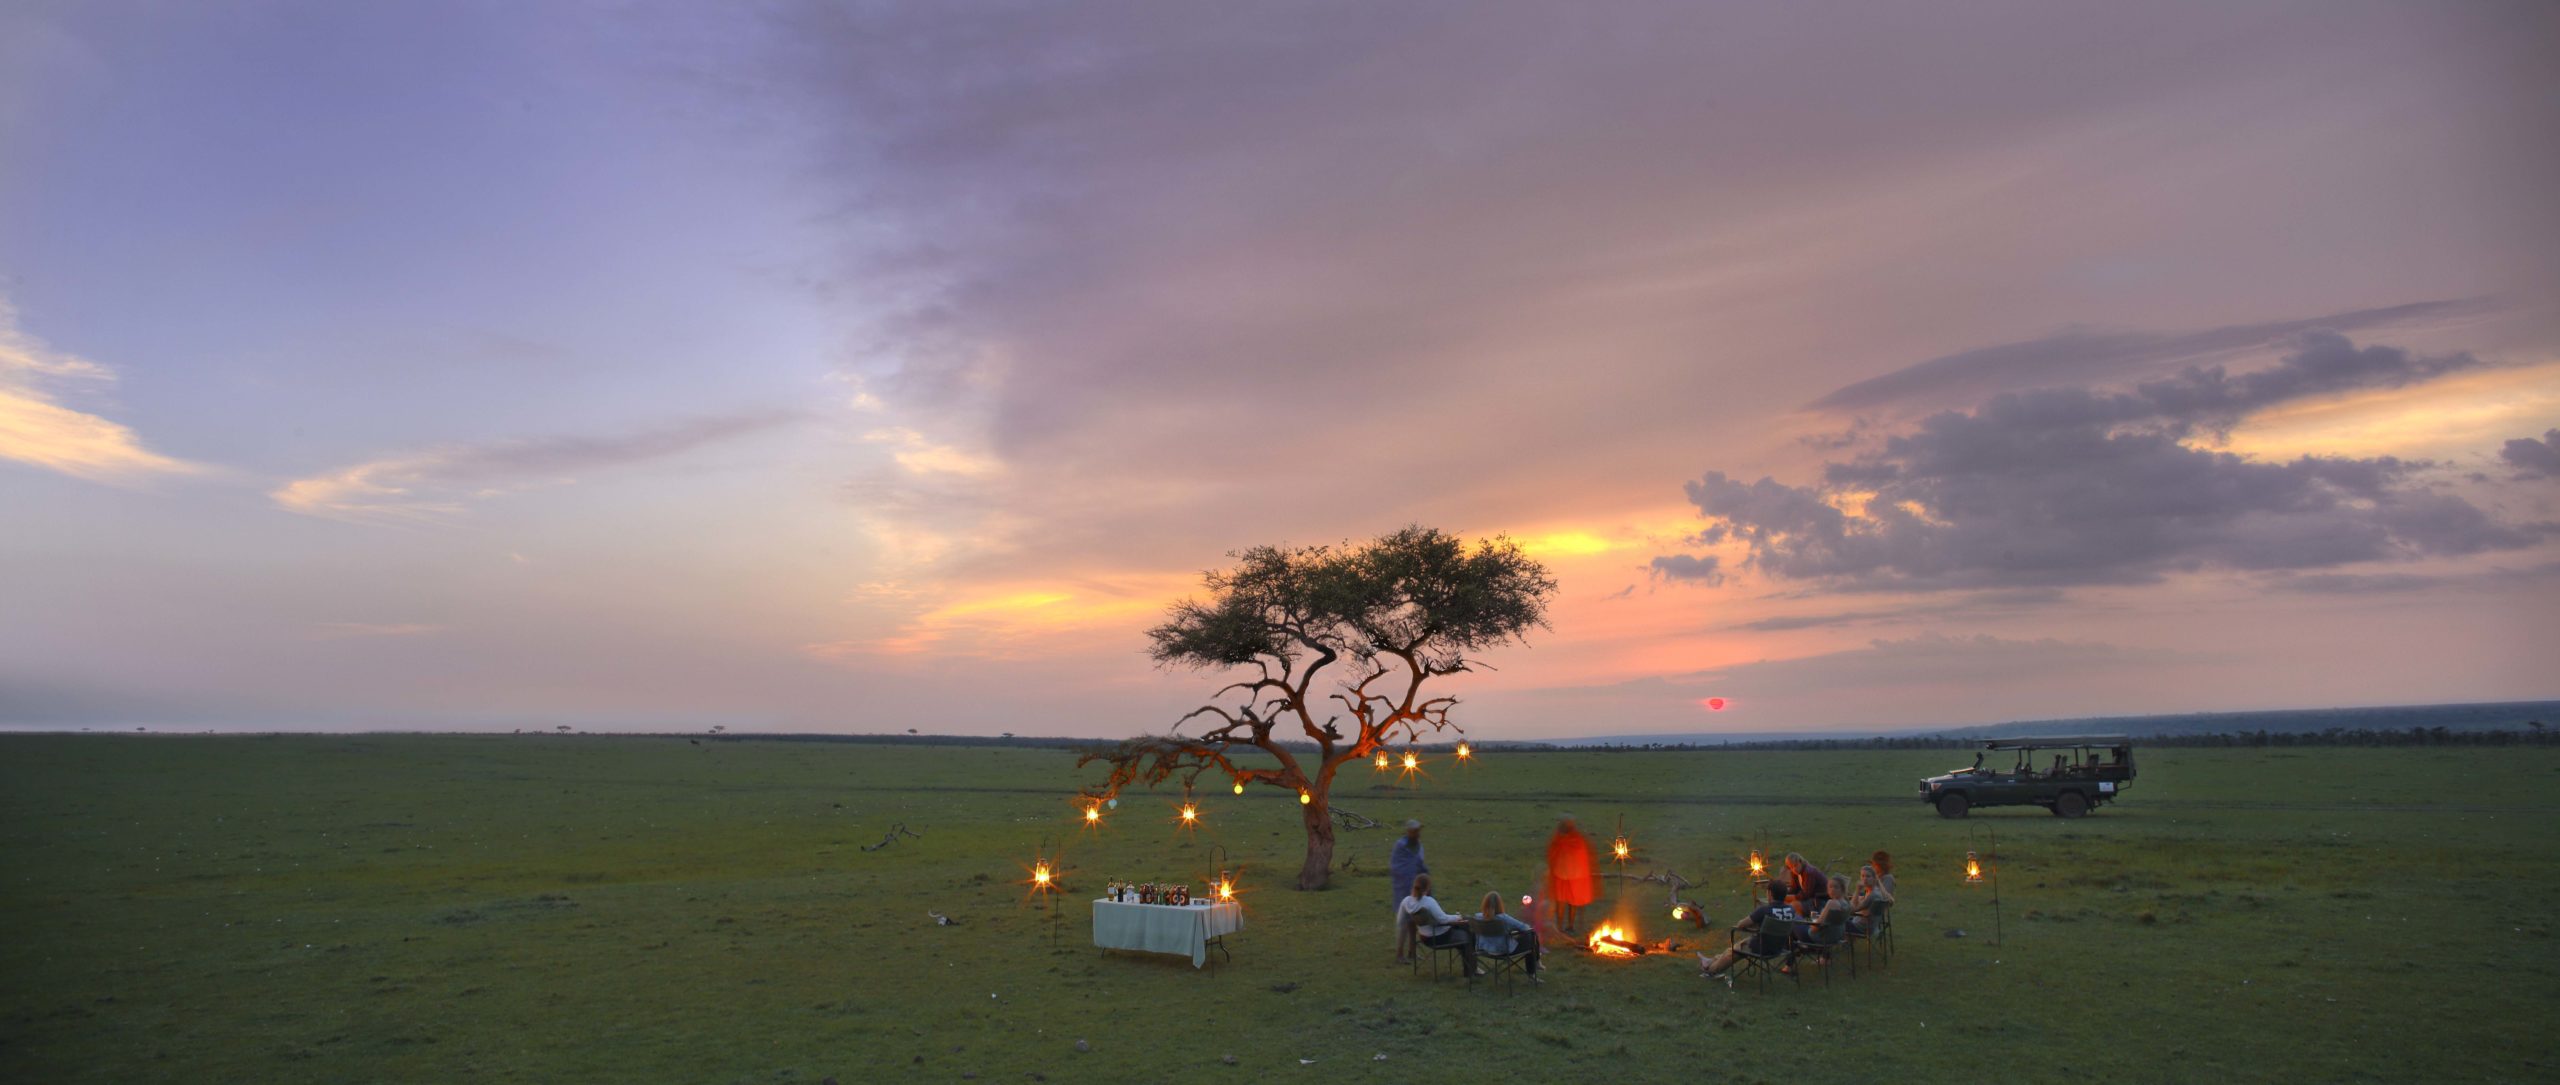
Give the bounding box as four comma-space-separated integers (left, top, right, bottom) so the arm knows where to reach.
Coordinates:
1919, 736, 2134, 818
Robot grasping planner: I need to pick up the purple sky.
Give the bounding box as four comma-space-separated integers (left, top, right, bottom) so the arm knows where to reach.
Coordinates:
3, 1, 2556, 737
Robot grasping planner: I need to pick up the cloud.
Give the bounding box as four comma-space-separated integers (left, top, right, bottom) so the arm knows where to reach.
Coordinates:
2262, 560, 2560, 595
274, 411, 798, 521
1545, 632, 2210, 701
2502, 429, 2560, 479
1727, 588, 2068, 631
0, 299, 201, 483
1647, 553, 1722, 584
313, 622, 446, 638
1671, 334, 2549, 592
862, 427, 1002, 478
1807, 299, 2494, 415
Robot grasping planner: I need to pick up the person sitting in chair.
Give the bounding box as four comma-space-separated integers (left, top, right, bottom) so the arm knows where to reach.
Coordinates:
1850, 865, 1894, 935
1697, 878, 1798, 980
1474, 891, 1544, 982
1398, 874, 1480, 979
1780, 853, 1830, 911
1784, 874, 1853, 973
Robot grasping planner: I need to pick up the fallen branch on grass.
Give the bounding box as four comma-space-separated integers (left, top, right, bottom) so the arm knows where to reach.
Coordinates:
1330, 806, 1381, 830
1599, 867, 1695, 892
862, 822, 925, 852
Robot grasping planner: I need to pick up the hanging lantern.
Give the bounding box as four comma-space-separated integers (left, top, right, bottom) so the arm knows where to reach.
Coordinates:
1965, 851, 1984, 884
1748, 851, 1766, 879
1298, 790, 1312, 805
1232, 780, 1246, 795
1082, 804, 1102, 825
1612, 834, 1631, 861
1179, 801, 1199, 825
1373, 750, 1391, 770
1455, 741, 1473, 761
1215, 870, 1236, 901
1401, 750, 1420, 772
1032, 858, 1053, 889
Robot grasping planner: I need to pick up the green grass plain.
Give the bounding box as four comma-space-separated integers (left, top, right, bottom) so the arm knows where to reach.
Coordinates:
3, 735, 2554, 1084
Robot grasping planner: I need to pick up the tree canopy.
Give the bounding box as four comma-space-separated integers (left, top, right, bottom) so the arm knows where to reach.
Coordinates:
1080, 526, 1555, 889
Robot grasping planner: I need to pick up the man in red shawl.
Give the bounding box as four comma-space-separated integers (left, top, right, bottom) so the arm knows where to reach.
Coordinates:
1545, 816, 1597, 935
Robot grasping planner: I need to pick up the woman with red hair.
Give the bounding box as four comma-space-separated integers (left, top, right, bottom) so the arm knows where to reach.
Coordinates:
1544, 816, 1597, 935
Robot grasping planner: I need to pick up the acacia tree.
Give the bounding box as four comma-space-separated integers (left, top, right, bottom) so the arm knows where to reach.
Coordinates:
1078, 526, 1554, 890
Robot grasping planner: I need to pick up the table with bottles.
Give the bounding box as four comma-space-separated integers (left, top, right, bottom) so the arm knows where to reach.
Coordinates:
1092, 891, 1242, 968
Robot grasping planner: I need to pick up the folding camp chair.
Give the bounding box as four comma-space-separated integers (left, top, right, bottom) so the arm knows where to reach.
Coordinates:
1845, 900, 1893, 969
1723, 925, 1793, 992
1470, 918, 1537, 993
1788, 923, 1853, 985
1413, 927, 1469, 981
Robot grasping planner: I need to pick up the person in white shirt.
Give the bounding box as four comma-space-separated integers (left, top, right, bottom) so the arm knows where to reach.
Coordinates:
1396, 874, 1480, 978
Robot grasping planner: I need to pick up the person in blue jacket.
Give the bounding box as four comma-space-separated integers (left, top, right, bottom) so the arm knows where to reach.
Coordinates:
1390, 819, 1429, 962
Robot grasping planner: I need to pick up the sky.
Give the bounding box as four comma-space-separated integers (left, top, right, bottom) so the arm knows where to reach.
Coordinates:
3, 0, 2556, 739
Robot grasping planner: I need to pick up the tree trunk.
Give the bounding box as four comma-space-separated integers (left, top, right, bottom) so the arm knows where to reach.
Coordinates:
1296, 793, 1338, 890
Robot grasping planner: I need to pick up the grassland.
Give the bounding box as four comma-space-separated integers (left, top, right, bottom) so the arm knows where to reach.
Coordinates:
3, 734, 2554, 1084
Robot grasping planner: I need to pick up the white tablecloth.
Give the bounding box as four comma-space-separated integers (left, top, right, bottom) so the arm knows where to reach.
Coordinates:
1091, 898, 1243, 968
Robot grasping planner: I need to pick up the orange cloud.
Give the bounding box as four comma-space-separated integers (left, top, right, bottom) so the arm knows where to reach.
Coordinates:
0, 300, 201, 484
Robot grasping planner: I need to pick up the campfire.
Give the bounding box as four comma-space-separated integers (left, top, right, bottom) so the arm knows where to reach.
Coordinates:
1586, 923, 1646, 957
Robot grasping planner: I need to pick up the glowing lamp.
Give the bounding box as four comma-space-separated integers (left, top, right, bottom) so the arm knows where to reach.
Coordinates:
1032, 859, 1053, 889
1455, 742, 1473, 760
1612, 835, 1631, 861
1179, 803, 1199, 824
1401, 751, 1420, 772
1748, 851, 1765, 878
1669, 904, 1686, 920
1373, 751, 1390, 770
1298, 790, 1312, 805
1964, 851, 1983, 884
1215, 872, 1236, 901
1233, 781, 1246, 795
1083, 805, 1101, 825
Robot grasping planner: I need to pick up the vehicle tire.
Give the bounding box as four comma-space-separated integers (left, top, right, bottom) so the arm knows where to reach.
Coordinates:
1936, 792, 1969, 818
2055, 791, 2088, 819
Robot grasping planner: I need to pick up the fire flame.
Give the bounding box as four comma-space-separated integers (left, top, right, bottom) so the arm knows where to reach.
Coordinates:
1587, 924, 1639, 956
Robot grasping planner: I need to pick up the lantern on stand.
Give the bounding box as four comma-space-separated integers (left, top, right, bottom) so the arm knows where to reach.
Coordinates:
1965, 824, 2003, 946
1747, 850, 1767, 882
1455, 741, 1473, 762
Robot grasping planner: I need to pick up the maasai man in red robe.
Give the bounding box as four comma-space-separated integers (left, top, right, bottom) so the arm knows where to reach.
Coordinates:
1545, 816, 1597, 935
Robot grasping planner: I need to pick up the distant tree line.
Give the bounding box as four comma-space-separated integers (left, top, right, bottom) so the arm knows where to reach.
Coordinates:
1529, 724, 2554, 752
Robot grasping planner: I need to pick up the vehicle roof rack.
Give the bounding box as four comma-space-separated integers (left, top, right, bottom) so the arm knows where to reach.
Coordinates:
1980, 735, 2131, 750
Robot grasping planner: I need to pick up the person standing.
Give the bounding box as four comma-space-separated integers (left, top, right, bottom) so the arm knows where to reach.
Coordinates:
1545, 816, 1596, 935
1390, 819, 1429, 963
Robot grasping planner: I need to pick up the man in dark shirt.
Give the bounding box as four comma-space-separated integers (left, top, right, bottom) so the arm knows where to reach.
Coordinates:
1697, 879, 1800, 978
1782, 853, 1829, 910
